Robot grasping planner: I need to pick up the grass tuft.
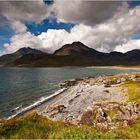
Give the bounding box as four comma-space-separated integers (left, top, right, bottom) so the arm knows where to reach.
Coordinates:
0, 111, 140, 139
123, 81, 140, 102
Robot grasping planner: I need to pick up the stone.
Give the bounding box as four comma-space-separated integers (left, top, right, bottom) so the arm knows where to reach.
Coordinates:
116, 79, 121, 84
96, 115, 106, 123
135, 103, 140, 113
130, 75, 136, 80
69, 98, 74, 104
113, 110, 126, 121
79, 110, 93, 125
107, 116, 112, 123
124, 109, 131, 118
48, 104, 66, 113
120, 78, 126, 82
127, 119, 133, 126
103, 90, 110, 93
65, 114, 74, 121
123, 120, 128, 127
97, 122, 109, 130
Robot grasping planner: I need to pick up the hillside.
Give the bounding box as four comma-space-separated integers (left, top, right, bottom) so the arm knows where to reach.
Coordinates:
0, 47, 48, 66
0, 111, 140, 139
0, 42, 140, 67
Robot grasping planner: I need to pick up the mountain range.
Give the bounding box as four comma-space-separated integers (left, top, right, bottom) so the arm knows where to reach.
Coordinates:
0, 41, 140, 67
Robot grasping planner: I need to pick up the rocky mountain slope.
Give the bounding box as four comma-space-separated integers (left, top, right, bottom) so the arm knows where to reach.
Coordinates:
0, 41, 140, 67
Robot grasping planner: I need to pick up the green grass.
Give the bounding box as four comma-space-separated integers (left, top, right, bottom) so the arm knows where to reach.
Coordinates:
0, 111, 140, 139
123, 81, 140, 102
106, 110, 117, 118
0, 76, 140, 139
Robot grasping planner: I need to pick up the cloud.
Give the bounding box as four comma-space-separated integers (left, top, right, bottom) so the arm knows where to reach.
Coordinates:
10, 21, 27, 33
4, 24, 95, 54
115, 39, 140, 53
3, 1, 140, 54
0, 1, 50, 23
0, 1, 51, 33
52, 0, 121, 25
4, 32, 43, 53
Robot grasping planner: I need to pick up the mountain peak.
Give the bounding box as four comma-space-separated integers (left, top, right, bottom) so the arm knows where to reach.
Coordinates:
126, 49, 140, 54
54, 41, 97, 56
15, 47, 44, 55
71, 41, 85, 46
71, 41, 90, 50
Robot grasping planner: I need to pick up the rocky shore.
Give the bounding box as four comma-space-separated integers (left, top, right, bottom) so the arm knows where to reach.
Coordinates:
37, 73, 140, 129
78, 101, 140, 129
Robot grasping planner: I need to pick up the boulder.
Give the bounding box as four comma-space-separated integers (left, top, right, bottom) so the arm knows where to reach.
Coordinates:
104, 83, 111, 87
96, 115, 106, 123
48, 104, 66, 113
107, 116, 112, 123
130, 75, 136, 81
79, 110, 93, 125
120, 77, 126, 83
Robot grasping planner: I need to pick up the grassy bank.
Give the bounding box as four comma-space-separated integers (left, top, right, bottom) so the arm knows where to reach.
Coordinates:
123, 80, 140, 102
0, 111, 140, 139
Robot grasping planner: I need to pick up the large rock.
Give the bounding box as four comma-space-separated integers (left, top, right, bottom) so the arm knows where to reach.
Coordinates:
79, 109, 93, 125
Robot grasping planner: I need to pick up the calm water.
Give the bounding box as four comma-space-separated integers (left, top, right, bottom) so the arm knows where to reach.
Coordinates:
0, 67, 140, 118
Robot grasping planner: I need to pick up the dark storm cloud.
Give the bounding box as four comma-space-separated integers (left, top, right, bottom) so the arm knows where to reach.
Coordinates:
0, 1, 50, 23
53, 1, 121, 25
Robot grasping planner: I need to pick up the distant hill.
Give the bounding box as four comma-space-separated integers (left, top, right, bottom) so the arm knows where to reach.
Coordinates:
0, 42, 140, 67
0, 47, 48, 66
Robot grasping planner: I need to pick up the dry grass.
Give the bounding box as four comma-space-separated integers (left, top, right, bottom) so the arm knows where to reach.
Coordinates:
0, 111, 140, 139
123, 81, 140, 102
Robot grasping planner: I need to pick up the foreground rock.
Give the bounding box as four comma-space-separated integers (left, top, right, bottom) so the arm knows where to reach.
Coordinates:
37, 73, 140, 129
37, 83, 125, 121
78, 101, 140, 129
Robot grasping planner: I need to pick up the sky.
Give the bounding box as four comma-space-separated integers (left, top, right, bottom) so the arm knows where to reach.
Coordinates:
0, 0, 140, 55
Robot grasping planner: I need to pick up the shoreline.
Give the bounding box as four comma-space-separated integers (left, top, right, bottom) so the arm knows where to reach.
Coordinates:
36, 73, 130, 119
35, 72, 140, 129
6, 72, 140, 122
7, 88, 67, 120
0, 65, 140, 69
92, 66, 140, 70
